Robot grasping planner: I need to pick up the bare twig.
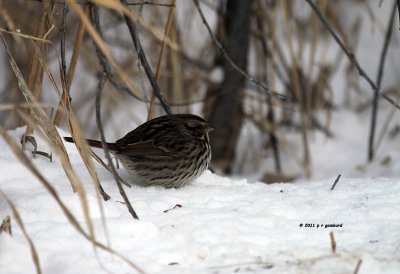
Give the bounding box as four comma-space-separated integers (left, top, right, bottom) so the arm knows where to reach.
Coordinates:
90, 150, 132, 187
95, 74, 139, 220
88, 4, 136, 191
60, 2, 68, 91
192, 0, 286, 101
397, 0, 400, 29
147, 0, 176, 120
106, 77, 217, 106
0, 102, 59, 111
255, 3, 281, 172
88, 3, 147, 104
90, 4, 112, 73
120, 0, 172, 115
53, 3, 68, 126
353, 259, 363, 274
0, 27, 52, 42
330, 174, 341, 190
66, 5, 89, 91
24, 0, 55, 135
54, 4, 90, 125
67, 0, 146, 101
305, 0, 400, 111
368, 1, 397, 161
27, 0, 174, 7
329, 231, 336, 253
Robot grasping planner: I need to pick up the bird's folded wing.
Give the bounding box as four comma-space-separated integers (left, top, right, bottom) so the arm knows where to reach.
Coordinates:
117, 139, 183, 158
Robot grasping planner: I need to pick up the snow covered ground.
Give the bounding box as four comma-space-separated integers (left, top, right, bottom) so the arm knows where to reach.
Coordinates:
0, 116, 399, 274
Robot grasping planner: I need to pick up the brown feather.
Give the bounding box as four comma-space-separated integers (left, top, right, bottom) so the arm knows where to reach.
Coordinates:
63, 137, 119, 152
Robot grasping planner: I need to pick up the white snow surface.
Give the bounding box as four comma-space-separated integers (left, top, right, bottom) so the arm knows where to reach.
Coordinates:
0, 124, 399, 274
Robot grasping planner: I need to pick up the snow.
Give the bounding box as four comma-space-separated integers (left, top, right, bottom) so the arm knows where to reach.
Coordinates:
0, 124, 399, 274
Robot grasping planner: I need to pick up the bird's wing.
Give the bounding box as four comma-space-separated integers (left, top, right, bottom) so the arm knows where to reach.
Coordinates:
117, 141, 165, 157
117, 136, 185, 158
115, 116, 189, 157
117, 116, 173, 143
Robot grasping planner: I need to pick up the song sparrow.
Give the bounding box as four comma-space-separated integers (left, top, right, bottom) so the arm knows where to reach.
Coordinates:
64, 114, 213, 188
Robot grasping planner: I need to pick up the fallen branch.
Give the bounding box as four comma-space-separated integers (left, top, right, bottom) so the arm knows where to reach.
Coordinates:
330, 174, 341, 190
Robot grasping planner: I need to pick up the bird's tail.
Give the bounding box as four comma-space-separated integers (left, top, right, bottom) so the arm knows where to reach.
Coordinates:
63, 137, 118, 151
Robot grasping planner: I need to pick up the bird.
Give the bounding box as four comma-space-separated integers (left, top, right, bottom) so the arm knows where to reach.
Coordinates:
64, 114, 213, 188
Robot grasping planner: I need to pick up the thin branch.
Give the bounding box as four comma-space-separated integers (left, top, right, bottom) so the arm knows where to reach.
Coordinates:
60, 2, 68, 90
66, 4, 89, 92
353, 259, 363, 274
90, 4, 112, 73
95, 74, 139, 220
107, 76, 219, 106
330, 174, 341, 190
24, 0, 55, 135
368, 1, 397, 161
397, 0, 400, 28
27, 0, 174, 6
192, 0, 286, 101
305, 0, 400, 111
68, 0, 146, 101
147, 0, 175, 120
60, 4, 222, 109
88, 4, 145, 104
90, 149, 132, 188
119, 0, 172, 115
90, 4, 138, 218
53, 2, 70, 126
255, 3, 281, 173
329, 231, 336, 253
54, 4, 90, 124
